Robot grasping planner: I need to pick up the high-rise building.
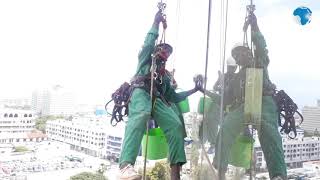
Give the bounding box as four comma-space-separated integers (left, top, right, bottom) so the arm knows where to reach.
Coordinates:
32, 85, 75, 116
301, 103, 320, 133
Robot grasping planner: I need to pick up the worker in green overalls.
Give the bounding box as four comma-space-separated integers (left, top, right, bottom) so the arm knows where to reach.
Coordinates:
199, 57, 237, 152
118, 10, 202, 180
212, 12, 287, 180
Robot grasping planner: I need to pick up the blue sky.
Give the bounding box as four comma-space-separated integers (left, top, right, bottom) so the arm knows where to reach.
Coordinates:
0, 0, 318, 109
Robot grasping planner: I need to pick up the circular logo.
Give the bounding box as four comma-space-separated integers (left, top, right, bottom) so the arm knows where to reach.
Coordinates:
293, 6, 312, 25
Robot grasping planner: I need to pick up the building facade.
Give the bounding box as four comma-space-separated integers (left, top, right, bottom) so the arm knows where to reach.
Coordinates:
0, 108, 47, 144
46, 117, 125, 159
301, 102, 320, 133
255, 129, 320, 171
0, 109, 35, 134
32, 85, 75, 116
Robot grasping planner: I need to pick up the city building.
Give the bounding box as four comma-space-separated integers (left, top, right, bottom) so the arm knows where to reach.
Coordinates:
105, 124, 125, 162
32, 85, 75, 116
301, 100, 320, 133
255, 128, 320, 171
46, 116, 125, 159
0, 108, 47, 144
0, 109, 36, 134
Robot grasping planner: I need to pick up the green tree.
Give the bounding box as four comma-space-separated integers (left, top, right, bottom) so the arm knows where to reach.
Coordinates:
139, 161, 170, 180
35, 115, 64, 133
70, 172, 107, 180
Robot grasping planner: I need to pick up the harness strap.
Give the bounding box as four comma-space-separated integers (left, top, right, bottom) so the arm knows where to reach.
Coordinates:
273, 90, 303, 138
106, 74, 171, 126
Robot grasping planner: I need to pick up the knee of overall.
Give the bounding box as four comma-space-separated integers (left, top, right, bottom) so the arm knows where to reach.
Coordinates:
167, 121, 184, 138
128, 111, 151, 130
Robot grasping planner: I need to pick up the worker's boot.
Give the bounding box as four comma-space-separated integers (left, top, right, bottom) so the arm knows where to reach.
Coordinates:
170, 164, 181, 180
118, 164, 142, 180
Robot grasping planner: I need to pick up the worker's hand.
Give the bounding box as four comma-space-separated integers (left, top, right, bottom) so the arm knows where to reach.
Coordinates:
247, 13, 257, 27
154, 10, 167, 29
243, 13, 258, 32
193, 74, 205, 92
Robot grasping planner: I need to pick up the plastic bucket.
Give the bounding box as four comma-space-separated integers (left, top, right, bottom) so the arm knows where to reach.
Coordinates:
178, 98, 190, 113
229, 135, 255, 169
198, 97, 214, 114
142, 128, 168, 160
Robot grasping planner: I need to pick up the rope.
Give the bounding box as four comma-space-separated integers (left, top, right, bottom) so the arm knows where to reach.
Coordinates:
218, 0, 230, 123
170, 0, 181, 71
199, 0, 218, 178
214, 0, 230, 177
142, 56, 156, 180
143, 2, 167, 179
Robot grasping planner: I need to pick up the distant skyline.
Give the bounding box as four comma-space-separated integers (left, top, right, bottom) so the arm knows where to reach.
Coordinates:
0, 0, 319, 109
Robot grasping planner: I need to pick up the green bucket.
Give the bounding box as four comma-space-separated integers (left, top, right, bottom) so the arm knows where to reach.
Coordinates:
198, 97, 214, 114
229, 135, 255, 169
178, 98, 190, 113
142, 128, 168, 160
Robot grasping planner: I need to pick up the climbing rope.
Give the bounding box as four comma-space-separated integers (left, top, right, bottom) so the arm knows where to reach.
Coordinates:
142, 2, 167, 179
198, 0, 219, 178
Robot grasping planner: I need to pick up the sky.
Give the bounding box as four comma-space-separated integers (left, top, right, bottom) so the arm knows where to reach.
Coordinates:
0, 0, 319, 109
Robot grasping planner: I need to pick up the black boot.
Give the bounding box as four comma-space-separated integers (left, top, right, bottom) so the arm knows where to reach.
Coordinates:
170, 164, 181, 180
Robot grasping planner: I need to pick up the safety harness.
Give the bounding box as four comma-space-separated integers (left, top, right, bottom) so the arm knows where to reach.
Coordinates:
273, 90, 303, 138
105, 82, 133, 126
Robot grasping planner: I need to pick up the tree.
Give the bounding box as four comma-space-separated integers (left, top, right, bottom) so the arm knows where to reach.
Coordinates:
35, 115, 64, 133
70, 172, 107, 180
139, 161, 170, 180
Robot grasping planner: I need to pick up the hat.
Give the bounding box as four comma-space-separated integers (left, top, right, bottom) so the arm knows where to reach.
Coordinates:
155, 43, 173, 54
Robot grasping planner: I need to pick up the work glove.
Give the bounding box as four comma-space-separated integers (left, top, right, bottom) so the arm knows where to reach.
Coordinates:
154, 10, 167, 29
243, 13, 258, 32
193, 74, 205, 92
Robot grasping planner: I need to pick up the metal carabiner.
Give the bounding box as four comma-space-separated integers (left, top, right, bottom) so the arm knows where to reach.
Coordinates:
157, 2, 166, 12
153, 72, 158, 80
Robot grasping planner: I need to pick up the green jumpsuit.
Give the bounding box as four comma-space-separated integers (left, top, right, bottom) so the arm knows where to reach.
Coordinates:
213, 31, 287, 178
199, 97, 220, 146
199, 71, 235, 147
119, 26, 189, 166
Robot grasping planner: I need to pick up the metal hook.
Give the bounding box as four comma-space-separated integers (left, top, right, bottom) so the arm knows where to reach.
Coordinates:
157, 2, 166, 12
153, 72, 158, 80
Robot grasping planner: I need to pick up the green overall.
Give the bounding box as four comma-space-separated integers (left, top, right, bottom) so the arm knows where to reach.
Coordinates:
199, 97, 220, 146
119, 26, 189, 166
213, 31, 287, 178
199, 69, 237, 146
